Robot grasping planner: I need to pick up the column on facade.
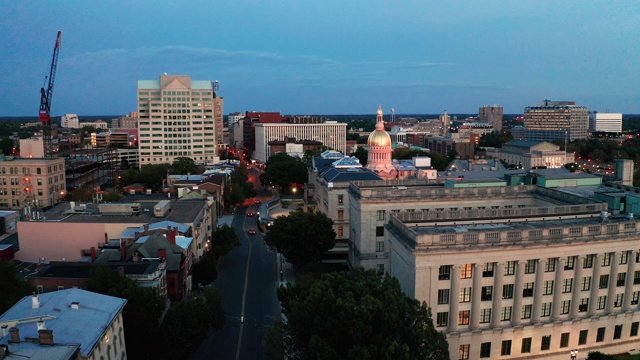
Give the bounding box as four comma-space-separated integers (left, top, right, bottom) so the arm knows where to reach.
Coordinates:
470, 263, 483, 330
623, 251, 637, 311
606, 252, 620, 313
511, 261, 525, 326
551, 257, 564, 321
491, 262, 505, 328
532, 259, 546, 324
571, 256, 585, 318
588, 254, 602, 316
449, 265, 460, 332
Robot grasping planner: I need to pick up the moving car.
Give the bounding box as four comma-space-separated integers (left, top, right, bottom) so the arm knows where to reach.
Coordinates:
247, 212, 254, 217
248, 228, 257, 235
254, 199, 261, 204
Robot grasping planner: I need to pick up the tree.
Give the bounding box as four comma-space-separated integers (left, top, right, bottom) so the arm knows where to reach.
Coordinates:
0, 138, 14, 156
264, 209, 336, 268
139, 163, 171, 191
160, 286, 225, 359
86, 264, 167, 359
211, 224, 240, 258
265, 268, 449, 360
120, 158, 130, 170
170, 157, 199, 175
586, 351, 615, 360
351, 147, 368, 166
0, 260, 31, 313
102, 189, 123, 202
192, 252, 217, 285
260, 152, 308, 190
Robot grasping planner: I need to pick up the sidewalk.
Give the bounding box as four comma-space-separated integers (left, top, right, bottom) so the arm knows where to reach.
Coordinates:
277, 252, 295, 287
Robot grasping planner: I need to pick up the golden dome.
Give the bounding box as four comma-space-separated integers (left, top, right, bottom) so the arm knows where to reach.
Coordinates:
367, 129, 392, 147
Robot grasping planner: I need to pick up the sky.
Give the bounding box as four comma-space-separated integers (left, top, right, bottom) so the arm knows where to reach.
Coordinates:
1, 0, 639, 116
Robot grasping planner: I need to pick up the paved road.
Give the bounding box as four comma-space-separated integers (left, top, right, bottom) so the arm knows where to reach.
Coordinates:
193, 170, 280, 360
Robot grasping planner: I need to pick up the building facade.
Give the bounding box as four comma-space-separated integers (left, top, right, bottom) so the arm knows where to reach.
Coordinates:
0, 156, 66, 210
60, 114, 79, 129
137, 74, 221, 167
486, 140, 571, 169
478, 105, 504, 132
253, 121, 347, 163
524, 100, 589, 142
383, 185, 640, 359
589, 112, 623, 133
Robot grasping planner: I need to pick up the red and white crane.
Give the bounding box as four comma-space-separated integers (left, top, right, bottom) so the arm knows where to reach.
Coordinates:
38, 31, 61, 158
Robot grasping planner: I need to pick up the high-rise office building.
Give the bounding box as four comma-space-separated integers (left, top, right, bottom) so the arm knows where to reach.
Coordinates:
478, 105, 504, 132
61, 114, 79, 129
589, 111, 622, 133
439, 111, 451, 134
137, 74, 221, 167
524, 100, 589, 142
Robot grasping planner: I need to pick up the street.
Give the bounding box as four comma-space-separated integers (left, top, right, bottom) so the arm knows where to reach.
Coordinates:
193, 168, 280, 360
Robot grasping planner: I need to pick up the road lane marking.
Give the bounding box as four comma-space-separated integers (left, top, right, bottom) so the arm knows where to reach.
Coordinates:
236, 216, 253, 360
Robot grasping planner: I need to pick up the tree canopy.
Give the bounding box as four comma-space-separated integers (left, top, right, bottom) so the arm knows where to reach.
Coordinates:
224, 162, 256, 206
263, 209, 336, 268
260, 152, 308, 191
0, 260, 30, 313
170, 157, 199, 175
211, 224, 241, 258
350, 147, 368, 166
478, 130, 514, 148
0, 138, 14, 156
264, 268, 449, 360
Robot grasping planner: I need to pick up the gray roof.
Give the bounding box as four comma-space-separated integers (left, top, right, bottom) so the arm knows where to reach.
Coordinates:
0, 288, 126, 357
126, 231, 183, 272
504, 140, 547, 148
321, 167, 382, 182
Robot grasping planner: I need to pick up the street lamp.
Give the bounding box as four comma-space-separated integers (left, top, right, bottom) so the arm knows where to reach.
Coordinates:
570, 349, 578, 360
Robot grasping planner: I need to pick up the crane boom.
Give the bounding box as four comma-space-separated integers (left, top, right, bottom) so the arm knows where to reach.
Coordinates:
38, 31, 61, 158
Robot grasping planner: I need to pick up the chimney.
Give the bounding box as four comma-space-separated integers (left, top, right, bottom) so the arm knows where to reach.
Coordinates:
90, 247, 96, 262
158, 249, 167, 260
70, 302, 80, 310
32, 294, 40, 309
104, 232, 108, 244
132, 252, 139, 263
167, 227, 176, 245
1, 325, 8, 337
38, 329, 54, 346
118, 266, 125, 278
9, 328, 20, 343
120, 243, 127, 262
143, 224, 149, 234
36, 319, 45, 331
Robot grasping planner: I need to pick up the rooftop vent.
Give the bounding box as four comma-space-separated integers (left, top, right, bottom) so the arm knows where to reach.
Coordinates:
32, 294, 40, 309
36, 319, 45, 331
71, 302, 80, 310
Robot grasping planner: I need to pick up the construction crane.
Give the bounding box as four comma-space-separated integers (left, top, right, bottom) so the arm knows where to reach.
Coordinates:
39, 31, 62, 158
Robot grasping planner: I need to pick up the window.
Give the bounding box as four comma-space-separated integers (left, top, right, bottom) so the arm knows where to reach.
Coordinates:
500, 306, 512, 321
541, 335, 551, 351
600, 274, 609, 289
521, 304, 532, 319
620, 251, 629, 265
438, 289, 450, 304
631, 322, 639, 337
521, 337, 532, 353
596, 327, 606, 342
501, 340, 512, 356
375, 226, 384, 237
560, 332, 570, 348
578, 298, 589, 312
541, 302, 552, 317
505, 261, 515, 275
337, 195, 343, 204
439, 265, 451, 280
632, 291, 639, 305
523, 282, 534, 297
503, 284, 514, 299
459, 344, 470, 360
481, 286, 493, 301
376, 210, 385, 220
578, 330, 589, 345
543, 280, 554, 295
615, 293, 623, 307
614, 324, 623, 339
376, 264, 384, 274
460, 287, 471, 303
635, 271, 640, 284
375, 241, 384, 252
338, 210, 344, 220
483, 262, 495, 277
458, 310, 470, 325
584, 254, 594, 268
436, 312, 448, 327
581, 276, 591, 291
57, 286, 64, 290
480, 342, 491, 358
525, 259, 536, 274
561, 300, 571, 315
617, 272, 626, 287
480, 308, 491, 323
565, 256, 576, 270
602, 252, 612, 267
460, 264, 472, 279
563, 278, 573, 293
545, 258, 556, 272
598, 296, 607, 310
37, 285, 43, 293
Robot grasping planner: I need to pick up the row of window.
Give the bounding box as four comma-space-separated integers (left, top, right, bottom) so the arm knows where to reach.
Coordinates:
439, 252, 636, 280
459, 323, 638, 359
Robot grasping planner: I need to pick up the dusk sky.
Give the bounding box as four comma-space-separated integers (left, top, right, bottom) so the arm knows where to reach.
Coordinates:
1, 0, 639, 117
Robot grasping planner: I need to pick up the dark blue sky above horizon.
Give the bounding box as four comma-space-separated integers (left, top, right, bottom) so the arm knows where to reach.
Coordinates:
1, 0, 639, 117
